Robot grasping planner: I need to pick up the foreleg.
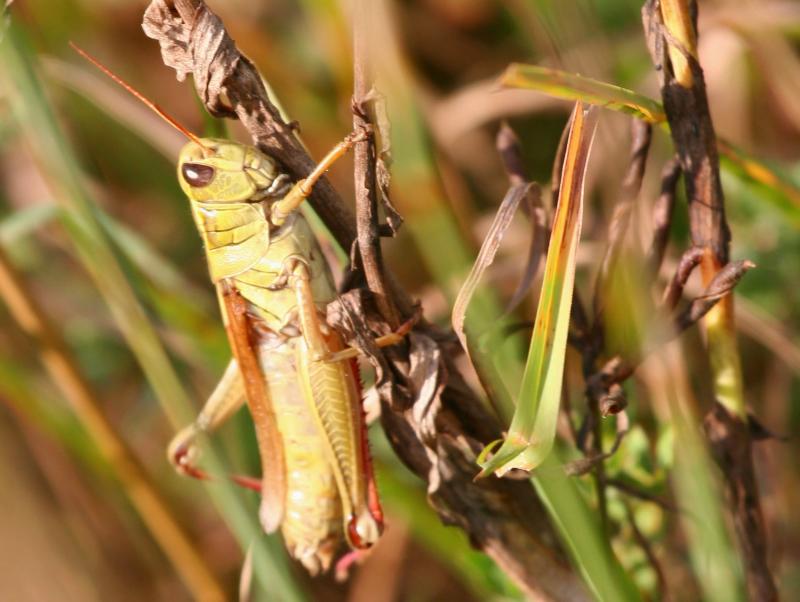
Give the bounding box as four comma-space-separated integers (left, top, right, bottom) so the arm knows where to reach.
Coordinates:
270, 130, 368, 226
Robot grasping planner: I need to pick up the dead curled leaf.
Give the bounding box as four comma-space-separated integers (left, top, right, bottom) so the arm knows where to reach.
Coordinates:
451, 182, 538, 363
327, 290, 439, 406
408, 332, 448, 495
143, 0, 241, 116
363, 88, 403, 234
678, 259, 756, 327
326, 290, 393, 401
408, 332, 444, 443
141, 1, 193, 81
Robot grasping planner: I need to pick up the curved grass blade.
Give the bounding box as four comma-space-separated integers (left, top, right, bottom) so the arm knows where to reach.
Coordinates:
501, 63, 666, 123
451, 182, 534, 417
478, 102, 598, 477
452, 182, 532, 364
500, 63, 800, 223
532, 454, 642, 602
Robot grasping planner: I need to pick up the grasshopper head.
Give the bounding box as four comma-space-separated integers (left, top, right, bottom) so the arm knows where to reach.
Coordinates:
178, 139, 291, 203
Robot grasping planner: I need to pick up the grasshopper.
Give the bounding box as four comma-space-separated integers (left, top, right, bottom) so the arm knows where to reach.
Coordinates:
72, 45, 409, 574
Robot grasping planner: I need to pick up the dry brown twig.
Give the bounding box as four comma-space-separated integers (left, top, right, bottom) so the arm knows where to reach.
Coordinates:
141, 1, 587, 599
350, 0, 403, 330
643, 1, 777, 599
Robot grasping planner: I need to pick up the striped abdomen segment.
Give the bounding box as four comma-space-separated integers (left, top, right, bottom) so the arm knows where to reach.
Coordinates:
298, 332, 381, 549
257, 339, 341, 575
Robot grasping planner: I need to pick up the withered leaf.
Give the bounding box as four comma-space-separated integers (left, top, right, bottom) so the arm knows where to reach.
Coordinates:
143, 0, 241, 117
451, 182, 534, 363
365, 87, 402, 234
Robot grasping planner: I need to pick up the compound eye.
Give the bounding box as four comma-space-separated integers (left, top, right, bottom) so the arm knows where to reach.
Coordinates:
181, 163, 216, 188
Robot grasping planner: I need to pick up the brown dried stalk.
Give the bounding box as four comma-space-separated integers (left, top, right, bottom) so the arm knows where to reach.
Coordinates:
643, 2, 776, 598
661, 246, 704, 311
646, 157, 681, 274
351, 0, 400, 329
496, 124, 548, 315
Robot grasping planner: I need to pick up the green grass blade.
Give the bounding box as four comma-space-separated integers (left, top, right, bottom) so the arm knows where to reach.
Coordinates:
500, 63, 800, 225
479, 103, 598, 477
533, 455, 641, 602
644, 348, 745, 601
501, 63, 666, 123
0, 203, 59, 246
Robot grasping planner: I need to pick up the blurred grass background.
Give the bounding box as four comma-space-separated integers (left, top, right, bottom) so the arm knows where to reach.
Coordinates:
1, 0, 799, 600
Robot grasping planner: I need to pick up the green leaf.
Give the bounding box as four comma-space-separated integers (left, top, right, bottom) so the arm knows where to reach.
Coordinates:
501, 63, 666, 123
533, 454, 642, 602
478, 102, 598, 477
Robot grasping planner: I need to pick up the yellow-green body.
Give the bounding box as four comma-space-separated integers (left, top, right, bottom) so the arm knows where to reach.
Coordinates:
176, 139, 379, 573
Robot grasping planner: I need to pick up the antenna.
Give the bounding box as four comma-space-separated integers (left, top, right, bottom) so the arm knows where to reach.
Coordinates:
69, 42, 210, 154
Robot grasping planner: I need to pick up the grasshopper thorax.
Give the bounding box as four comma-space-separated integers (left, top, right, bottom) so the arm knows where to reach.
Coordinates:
177, 139, 291, 203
